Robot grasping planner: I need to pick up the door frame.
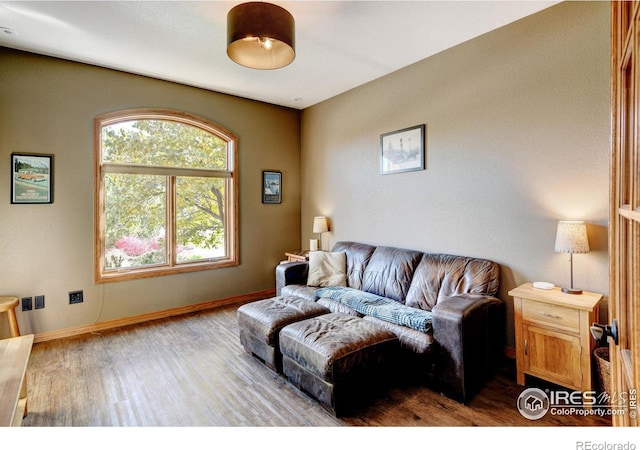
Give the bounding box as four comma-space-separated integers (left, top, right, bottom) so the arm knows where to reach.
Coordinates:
610, 0, 639, 427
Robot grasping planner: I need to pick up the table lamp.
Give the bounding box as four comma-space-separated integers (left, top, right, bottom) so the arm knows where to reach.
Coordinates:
312, 216, 329, 251
554, 220, 590, 294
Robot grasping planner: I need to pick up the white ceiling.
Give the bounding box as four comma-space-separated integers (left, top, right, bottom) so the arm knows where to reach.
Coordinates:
0, 1, 560, 109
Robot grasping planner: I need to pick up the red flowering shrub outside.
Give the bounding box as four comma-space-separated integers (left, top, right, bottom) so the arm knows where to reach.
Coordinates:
115, 236, 159, 256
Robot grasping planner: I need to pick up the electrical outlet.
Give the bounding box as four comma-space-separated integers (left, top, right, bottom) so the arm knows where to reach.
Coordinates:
35, 295, 45, 309
69, 290, 83, 304
22, 297, 32, 311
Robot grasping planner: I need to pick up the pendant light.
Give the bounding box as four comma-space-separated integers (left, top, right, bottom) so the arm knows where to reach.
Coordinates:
227, 2, 295, 70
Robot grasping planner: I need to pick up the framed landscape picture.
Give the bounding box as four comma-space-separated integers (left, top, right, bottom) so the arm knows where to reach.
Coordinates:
262, 170, 282, 204
11, 153, 54, 204
380, 124, 425, 175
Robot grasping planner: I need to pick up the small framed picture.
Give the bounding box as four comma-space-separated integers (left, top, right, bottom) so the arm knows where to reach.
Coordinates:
11, 153, 54, 204
262, 170, 282, 204
380, 124, 426, 175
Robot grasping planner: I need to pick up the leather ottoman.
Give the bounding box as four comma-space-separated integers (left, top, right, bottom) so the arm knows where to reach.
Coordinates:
237, 296, 330, 372
279, 312, 399, 416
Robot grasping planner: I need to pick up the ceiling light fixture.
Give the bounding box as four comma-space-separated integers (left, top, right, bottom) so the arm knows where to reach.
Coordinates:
227, 2, 295, 70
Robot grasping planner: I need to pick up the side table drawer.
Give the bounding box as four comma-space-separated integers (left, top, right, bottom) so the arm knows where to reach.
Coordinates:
521, 299, 580, 333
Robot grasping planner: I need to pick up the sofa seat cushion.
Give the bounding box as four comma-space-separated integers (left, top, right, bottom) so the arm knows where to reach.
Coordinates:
317, 297, 363, 317
316, 286, 432, 333
362, 316, 433, 354
281, 284, 319, 302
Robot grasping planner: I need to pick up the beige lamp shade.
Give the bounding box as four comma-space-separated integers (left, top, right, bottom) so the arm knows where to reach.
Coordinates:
227, 2, 295, 70
555, 221, 590, 254
313, 216, 329, 234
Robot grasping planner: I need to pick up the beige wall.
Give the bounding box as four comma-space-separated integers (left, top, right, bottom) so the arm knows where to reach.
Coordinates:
0, 2, 611, 349
0, 48, 301, 337
300, 1, 610, 348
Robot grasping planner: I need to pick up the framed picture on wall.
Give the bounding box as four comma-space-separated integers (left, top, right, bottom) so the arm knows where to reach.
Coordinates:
380, 124, 425, 175
262, 170, 282, 204
11, 153, 54, 204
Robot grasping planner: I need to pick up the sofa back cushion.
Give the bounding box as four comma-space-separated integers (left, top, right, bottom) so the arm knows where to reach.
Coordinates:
332, 241, 376, 290
405, 253, 500, 311
361, 246, 423, 302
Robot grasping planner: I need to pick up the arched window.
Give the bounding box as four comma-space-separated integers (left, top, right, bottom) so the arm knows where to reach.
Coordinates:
94, 109, 238, 283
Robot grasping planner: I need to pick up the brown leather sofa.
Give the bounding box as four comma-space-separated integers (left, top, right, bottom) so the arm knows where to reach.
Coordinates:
275, 241, 504, 403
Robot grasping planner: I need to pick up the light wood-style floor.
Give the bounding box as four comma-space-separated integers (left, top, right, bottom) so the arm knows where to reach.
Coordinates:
21, 303, 612, 427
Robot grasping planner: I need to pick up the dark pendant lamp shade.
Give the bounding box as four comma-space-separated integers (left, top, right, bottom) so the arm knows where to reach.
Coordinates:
227, 2, 295, 70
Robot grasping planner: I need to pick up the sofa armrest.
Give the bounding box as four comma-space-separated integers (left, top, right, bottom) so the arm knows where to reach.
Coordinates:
431, 294, 503, 403
275, 262, 309, 296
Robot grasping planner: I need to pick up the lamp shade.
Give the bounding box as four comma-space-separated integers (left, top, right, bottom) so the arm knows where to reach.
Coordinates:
227, 2, 295, 70
312, 216, 329, 234
555, 221, 590, 254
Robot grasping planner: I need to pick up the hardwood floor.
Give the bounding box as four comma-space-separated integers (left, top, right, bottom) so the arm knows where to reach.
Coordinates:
21, 303, 613, 428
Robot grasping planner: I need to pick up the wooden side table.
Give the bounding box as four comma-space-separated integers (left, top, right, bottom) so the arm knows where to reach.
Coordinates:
509, 283, 602, 392
284, 251, 309, 263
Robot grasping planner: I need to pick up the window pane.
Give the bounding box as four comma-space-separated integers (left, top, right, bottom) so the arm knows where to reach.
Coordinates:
102, 120, 228, 170
104, 173, 167, 270
176, 176, 226, 263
